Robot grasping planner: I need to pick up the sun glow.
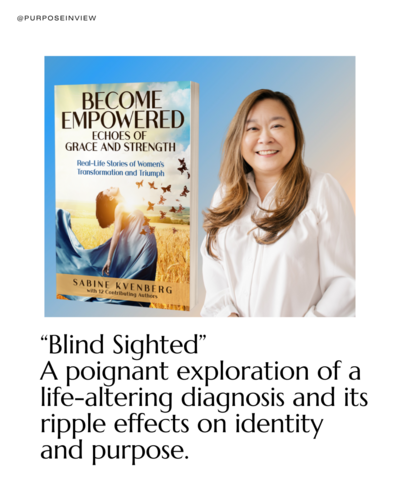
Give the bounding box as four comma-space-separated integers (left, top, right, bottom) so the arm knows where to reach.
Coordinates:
123, 197, 138, 214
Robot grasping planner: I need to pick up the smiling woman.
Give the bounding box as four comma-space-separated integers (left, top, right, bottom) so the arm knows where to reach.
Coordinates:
241, 99, 296, 198
201, 89, 355, 317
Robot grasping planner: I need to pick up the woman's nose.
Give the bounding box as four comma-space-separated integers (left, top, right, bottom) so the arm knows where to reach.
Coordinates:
257, 128, 273, 143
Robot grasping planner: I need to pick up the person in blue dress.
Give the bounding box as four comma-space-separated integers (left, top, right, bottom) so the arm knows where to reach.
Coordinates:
56, 186, 158, 307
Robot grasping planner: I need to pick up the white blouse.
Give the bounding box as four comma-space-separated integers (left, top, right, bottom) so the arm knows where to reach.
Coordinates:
201, 169, 355, 317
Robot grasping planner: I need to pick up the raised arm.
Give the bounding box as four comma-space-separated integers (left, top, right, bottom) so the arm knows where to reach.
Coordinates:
102, 204, 124, 276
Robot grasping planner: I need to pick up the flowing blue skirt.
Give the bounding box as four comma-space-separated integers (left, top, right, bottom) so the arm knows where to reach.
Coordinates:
56, 209, 158, 307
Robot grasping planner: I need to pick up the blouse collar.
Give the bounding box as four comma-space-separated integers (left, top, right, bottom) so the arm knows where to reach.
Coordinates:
245, 171, 278, 207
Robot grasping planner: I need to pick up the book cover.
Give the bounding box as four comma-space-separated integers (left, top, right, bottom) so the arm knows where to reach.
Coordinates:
55, 81, 199, 311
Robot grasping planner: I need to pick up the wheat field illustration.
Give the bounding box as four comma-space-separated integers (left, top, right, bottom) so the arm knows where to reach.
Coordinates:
57, 215, 190, 311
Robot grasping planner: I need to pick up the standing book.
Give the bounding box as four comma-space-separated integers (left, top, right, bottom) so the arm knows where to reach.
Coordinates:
55, 81, 199, 311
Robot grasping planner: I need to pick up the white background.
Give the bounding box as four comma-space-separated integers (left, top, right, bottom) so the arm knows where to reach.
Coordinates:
2, 1, 399, 498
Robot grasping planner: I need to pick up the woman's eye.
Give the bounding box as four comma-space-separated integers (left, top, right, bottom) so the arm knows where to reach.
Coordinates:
272, 124, 282, 129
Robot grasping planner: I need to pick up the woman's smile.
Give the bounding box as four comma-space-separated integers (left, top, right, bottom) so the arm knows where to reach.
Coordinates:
256, 149, 279, 156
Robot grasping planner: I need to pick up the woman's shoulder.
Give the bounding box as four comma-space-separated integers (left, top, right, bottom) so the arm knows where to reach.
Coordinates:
113, 202, 127, 219
308, 167, 336, 189
307, 168, 354, 217
308, 168, 348, 203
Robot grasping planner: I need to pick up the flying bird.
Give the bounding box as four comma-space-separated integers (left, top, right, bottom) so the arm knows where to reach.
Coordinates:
140, 229, 147, 235
158, 195, 167, 205
178, 158, 186, 166
149, 226, 156, 234
177, 204, 184, 213
161, 185, 171, 193
180, 186, 189, 197
172, 228, 178, 234
143, 216, 151, 226
160, 211, 166, 219
136, 180, 143, 188
187, 173, 190, 179
147, 201, 155, 211
148, 182, 158, 190
169, 207, 177, 213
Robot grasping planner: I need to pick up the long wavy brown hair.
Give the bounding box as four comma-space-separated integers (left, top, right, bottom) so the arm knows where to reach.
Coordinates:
203, 89, 310, 258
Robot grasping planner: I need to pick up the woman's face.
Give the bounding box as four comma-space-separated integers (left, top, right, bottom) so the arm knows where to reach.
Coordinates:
241, 99, 296, 178
103, 186, 119, 199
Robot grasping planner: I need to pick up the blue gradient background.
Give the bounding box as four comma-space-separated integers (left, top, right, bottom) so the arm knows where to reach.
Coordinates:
45, 56, 355, 317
